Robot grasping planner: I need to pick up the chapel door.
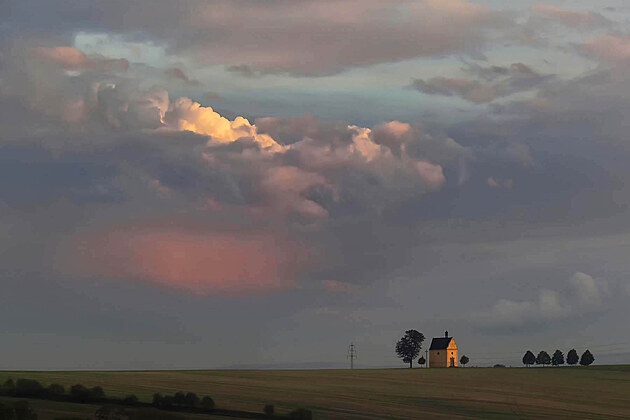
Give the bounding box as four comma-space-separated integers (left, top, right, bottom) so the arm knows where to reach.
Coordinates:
450, 357, 455, 367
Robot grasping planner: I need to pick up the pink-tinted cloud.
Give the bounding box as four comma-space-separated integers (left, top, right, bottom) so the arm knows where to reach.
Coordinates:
414, 161, 445, 189
260, 166, 333, 219
33, 46, 129, 71
33, 46, 87, 68
65, 226, 308, 295
581, 35, 630, 64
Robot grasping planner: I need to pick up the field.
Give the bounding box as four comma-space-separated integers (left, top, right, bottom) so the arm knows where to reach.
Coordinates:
1, 365, 629, 419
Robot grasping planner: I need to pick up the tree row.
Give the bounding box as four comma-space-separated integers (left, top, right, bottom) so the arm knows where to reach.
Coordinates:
522, 349, 594, 367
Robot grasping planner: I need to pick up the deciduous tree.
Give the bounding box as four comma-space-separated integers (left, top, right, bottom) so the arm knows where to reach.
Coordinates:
395, 329, 425, 368
580, 350, 594, 366
522, 350, 535, 367
552, 350, 565, 366
460, 355, 469, 367
536, 351, 551, 366
567, 349, 579, 365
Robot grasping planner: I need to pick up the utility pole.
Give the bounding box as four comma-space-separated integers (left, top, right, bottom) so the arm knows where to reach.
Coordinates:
347, 343, 357, 369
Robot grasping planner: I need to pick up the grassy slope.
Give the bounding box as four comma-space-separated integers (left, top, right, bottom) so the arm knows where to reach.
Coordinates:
1, 366, 629, 419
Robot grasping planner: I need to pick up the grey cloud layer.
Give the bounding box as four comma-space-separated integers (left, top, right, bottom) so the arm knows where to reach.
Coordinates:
5, 0, 508, 76
411, 62, 554, 103
2, 1, 630, 368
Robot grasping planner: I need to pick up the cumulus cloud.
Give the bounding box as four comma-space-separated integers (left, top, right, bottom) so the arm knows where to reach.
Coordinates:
569, 272, 608, 307
164, 97, 283, 152
1, 41, 468, 225
0, 45, 480, 296
411, 62, 552, 104
260, 166, 332, 219
473, 272, 609, 333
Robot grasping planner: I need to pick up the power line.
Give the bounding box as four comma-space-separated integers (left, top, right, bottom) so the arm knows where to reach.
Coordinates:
347, 343, 357, 369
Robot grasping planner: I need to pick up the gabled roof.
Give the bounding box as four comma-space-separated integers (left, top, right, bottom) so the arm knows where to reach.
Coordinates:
429, 337, 452, 350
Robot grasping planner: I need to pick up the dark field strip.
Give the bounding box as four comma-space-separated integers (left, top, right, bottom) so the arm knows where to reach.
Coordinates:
1, 365, 629, 419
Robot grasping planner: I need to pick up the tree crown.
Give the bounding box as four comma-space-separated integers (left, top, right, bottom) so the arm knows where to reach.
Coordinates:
395, 329, 425, 366
522, 350, 536, 366
536, 351, 551, 365
552, 350, 565, 366
580, 349, 594, 366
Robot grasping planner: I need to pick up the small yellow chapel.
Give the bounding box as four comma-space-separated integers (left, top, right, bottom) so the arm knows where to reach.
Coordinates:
429, 331, 458, 368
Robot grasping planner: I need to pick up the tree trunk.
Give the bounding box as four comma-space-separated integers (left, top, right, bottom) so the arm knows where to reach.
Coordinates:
409, 360, 413, 368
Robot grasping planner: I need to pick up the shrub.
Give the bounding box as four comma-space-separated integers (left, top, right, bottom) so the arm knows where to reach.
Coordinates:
264, 404, 275, 416
15, 379, 45, 398
152, 393, 163, 407
95, 405, 126, 420
70, 385, 104, 403
160, 396, 175, 409
0, 402, 14, 420
46, 384, 65, 397
14, 401, 37, 420
128, 409, 184, 420
184, 392, 199, 407
90, 386, 105, 400
70, 384, 91, 403
3, 379, 15, 393
200, 396, 215, 410
173, 392, 186, 406
493, 364, 506, 368
289, 408, 313, 420
0, 401, 37, 420
54, 418, 90, 420
122, 395, 139, 406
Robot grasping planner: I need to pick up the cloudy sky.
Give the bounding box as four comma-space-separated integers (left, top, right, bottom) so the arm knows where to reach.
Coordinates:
1, 0, 630, 369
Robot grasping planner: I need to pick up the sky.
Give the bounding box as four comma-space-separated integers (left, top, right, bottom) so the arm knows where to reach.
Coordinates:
1, 0, 630, 369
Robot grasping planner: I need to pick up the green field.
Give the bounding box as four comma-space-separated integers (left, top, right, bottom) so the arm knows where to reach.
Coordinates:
1, 366, 629, 419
